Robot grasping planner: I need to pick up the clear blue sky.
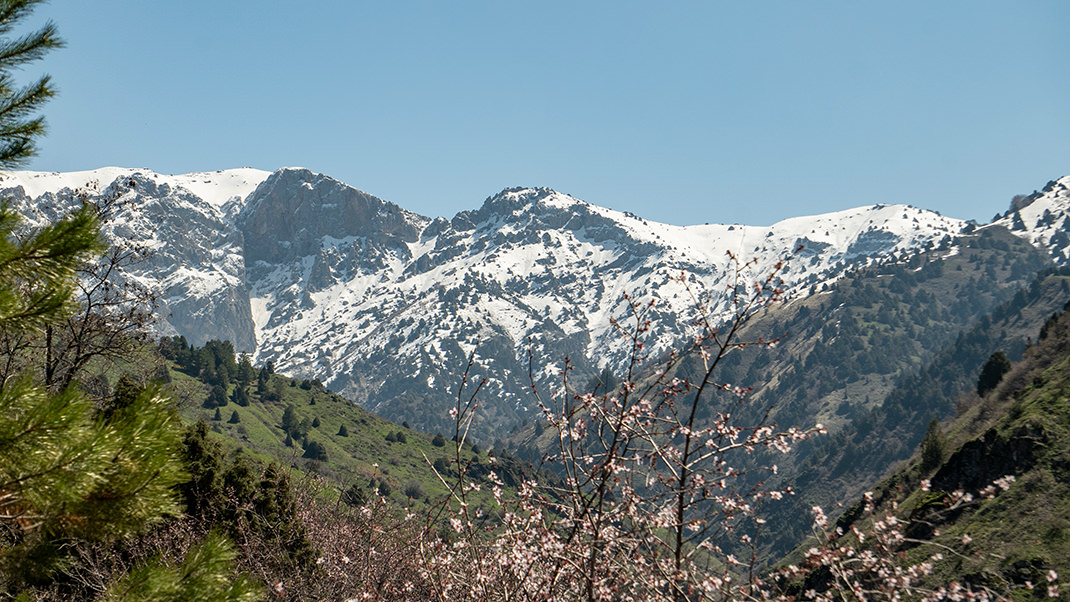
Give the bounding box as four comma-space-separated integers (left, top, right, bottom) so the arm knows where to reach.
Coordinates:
20, 1, 1070, 226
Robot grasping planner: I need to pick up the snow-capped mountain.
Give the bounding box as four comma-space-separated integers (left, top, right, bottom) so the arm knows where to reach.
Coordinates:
3, 167, 1066, 438
2, 167, 270, 351
991, 176, 1070, 260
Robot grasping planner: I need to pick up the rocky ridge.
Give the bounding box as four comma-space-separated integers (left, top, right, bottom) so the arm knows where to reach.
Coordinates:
4, 167, 1068, 438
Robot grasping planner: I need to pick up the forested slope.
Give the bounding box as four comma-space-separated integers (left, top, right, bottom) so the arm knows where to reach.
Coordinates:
799, 293, 1070, 599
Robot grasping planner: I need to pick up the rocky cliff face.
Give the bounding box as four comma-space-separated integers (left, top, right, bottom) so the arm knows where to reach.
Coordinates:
235, 168, 428, 336
239, 168, 427, 266
1, 168, 264, 351
4, 167, 1069, 440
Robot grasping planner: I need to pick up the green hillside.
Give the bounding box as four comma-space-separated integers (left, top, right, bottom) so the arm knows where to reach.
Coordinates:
788, 297, 1070, 599
156, 337, 534, 511
753, 263, 1070, 559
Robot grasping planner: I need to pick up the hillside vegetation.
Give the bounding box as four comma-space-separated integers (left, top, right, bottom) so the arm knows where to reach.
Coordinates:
156, 337, 538, 513
789, 295, 1070, 599
754, 260, 1070, 559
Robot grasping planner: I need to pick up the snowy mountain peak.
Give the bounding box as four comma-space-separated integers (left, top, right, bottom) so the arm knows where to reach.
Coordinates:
992, 175, 1070, 262
486, 186, 582, 212
4, 165, 1069, 441
447, 186, 582, 232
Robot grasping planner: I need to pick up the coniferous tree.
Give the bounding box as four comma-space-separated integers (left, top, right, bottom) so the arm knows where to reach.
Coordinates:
236, 353, 255, 385
103, 373, 142, 421
266, 379, 283, 403
919, 418, 947, 472
0, 189, 258, 599
977, 350, 1012, 396
0, 6, 259, 596
210, 384, 228, 408
295, 417, 311, 439
0, 1, 60, 168
231, 384, 249, 407
1010, 209, 1027, 231
281, 404, 298, 434
256, 367, 269, 396
302, 440, 328, 462
178, 422, 316, 578
100, 533, 259, 602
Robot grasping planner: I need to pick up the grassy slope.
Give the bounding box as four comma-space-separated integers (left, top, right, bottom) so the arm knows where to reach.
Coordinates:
166, 366, 500, 512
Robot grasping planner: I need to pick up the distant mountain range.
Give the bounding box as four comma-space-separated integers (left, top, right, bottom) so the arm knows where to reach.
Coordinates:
5, 167, 1069, 439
